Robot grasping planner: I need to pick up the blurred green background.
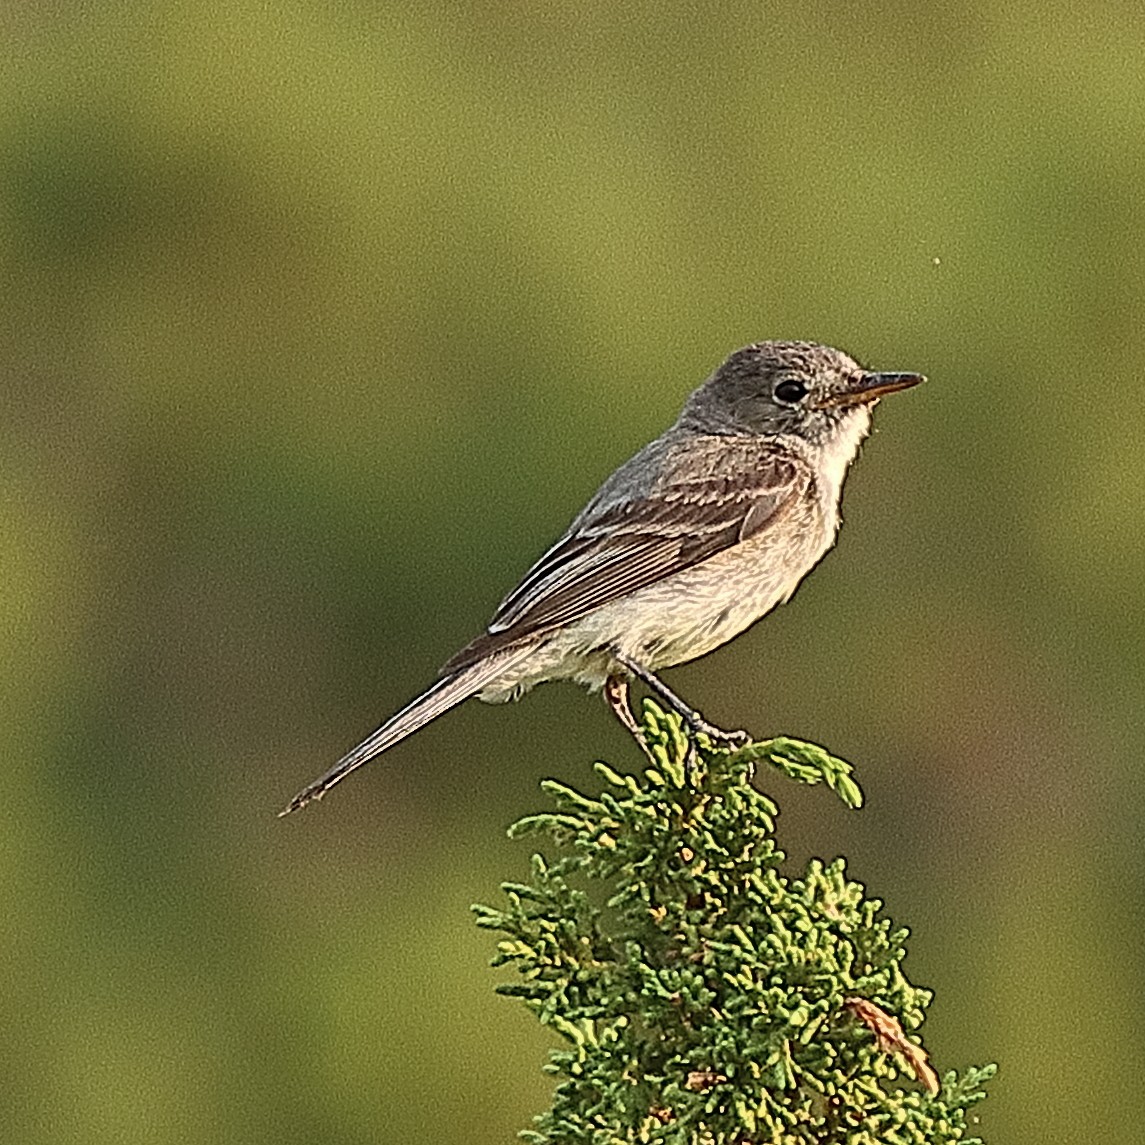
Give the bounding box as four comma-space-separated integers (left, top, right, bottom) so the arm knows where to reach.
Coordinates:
2, 1, 1143, 1142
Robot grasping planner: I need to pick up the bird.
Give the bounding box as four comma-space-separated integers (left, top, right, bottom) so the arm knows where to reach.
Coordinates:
282, 340, 922, 814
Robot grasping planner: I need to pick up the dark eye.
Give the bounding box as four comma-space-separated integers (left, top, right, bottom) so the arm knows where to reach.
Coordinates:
773, 379, 808, 404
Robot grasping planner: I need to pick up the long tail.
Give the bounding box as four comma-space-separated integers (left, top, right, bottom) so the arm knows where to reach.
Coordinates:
280, 646, 532, 815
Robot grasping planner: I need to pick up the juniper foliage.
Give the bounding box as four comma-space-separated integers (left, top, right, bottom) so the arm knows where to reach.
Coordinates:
473, 701, 994, 1144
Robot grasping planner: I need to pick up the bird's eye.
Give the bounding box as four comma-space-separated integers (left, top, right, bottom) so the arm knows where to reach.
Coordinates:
773, 379, 808, 404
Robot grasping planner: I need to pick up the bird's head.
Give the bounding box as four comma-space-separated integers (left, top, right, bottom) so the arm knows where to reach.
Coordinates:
679, 341, 923, 446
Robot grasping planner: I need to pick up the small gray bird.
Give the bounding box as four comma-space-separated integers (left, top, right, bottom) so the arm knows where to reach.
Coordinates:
283, 341, 922, 813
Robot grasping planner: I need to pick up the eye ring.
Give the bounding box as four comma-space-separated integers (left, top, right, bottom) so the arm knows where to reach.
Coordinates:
773, 379, 808, 404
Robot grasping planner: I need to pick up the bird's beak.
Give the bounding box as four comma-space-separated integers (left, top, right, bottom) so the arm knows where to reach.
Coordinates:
816, 371, 925, 409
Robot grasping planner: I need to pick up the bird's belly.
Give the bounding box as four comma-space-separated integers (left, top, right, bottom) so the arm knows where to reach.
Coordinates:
572, 519, 832, 670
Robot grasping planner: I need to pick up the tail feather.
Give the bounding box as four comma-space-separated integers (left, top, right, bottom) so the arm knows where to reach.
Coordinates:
281, 647, 530, 815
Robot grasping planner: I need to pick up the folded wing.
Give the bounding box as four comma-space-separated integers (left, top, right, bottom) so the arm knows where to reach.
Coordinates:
444, 443, 810, 674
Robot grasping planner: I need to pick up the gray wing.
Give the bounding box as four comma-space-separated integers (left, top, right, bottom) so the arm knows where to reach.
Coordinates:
442, 443, 811, 673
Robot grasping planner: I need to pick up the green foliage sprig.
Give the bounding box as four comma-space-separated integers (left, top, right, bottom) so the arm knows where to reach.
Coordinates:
473, 701, 994, 1144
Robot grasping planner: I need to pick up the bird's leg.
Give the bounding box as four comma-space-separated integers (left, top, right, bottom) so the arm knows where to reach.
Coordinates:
604, 674, 642, 738
604, 673, 658, 762
610, 650, 749, 750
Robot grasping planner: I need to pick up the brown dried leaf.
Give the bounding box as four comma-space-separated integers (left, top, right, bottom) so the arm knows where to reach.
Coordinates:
842, 996, 939, 1096
684, 1069, 727, 1092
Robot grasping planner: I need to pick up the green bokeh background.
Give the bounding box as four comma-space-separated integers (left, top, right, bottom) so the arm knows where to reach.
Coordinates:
3, 2, 1142, 1142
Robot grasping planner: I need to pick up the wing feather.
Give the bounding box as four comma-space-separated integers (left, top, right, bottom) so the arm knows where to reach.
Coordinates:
442, 443, 809, 674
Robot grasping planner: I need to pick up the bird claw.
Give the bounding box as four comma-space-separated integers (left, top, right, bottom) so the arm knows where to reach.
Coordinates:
686, 714, 750, 751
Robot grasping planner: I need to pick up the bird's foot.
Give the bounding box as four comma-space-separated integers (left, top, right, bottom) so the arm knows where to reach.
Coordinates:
684, 711, 750, 751
607, 650, 752, 766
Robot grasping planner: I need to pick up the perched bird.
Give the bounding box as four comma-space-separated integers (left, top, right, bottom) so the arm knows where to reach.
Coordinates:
283, 341, 922, 813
